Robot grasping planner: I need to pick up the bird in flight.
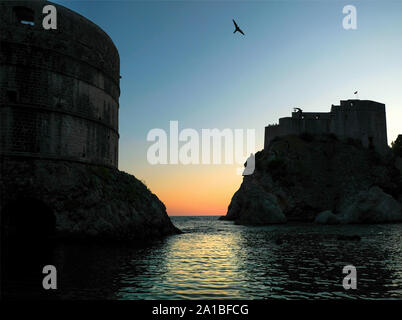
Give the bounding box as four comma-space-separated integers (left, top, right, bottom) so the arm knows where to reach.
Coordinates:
232, 19, 245, 35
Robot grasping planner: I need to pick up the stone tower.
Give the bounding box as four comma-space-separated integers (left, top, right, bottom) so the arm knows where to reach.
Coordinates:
0, 0, 120, 168
0, 1, 179, 246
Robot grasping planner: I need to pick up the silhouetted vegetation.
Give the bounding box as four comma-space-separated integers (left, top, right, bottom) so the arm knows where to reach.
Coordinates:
268, 136, 282, 149
391, 135, 402, 157
91, 166, 113, 180
254, 151, 265, 171
267, 158, 287, 179
369, 150, 383, 166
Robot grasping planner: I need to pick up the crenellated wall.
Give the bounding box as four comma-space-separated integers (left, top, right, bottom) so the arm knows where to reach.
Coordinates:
264, 100, 388, 154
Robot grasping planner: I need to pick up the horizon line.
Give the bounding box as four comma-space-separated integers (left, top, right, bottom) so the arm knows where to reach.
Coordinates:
168, 214, 223, 217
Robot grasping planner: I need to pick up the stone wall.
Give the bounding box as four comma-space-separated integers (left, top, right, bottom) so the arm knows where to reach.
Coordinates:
264, 100, 388, 154
0, 0, 120, 168
330, 100, 388, 154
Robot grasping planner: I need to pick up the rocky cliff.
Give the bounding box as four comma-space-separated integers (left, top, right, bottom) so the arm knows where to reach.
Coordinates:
0, 158, 180, 241
221, 134, 402, 225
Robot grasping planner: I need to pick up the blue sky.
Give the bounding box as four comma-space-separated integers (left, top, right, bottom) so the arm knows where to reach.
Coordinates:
54, 0, 402, 214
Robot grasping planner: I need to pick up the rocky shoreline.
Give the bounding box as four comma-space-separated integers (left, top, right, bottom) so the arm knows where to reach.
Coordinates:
221, 134, 402, 225
0, 158, 181, 241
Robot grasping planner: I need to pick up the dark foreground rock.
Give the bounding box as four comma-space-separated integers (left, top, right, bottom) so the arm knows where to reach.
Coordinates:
0, 158, 180, 241
315, 186, 402, 224
221, 134, 402, 225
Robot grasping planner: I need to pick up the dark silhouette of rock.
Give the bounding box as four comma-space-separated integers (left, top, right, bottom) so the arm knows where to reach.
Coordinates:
314, 210, 340, 224
341, 186, 401, 223
316, 186, 402, 224
395, 157, 402, 175
222, 134, 402, 225
0, 159, 181, 241
391, 135, 402, 157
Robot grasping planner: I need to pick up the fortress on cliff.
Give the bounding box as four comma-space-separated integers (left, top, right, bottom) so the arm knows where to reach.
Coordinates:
0, 1, 179, 246
264, 99, 388, 154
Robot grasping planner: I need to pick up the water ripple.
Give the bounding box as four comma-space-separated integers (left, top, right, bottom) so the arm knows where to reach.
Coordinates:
110, 217, 402, 300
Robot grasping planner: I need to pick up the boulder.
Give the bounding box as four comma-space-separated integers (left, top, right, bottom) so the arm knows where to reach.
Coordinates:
314, 210, 340, 224
223, 178, 286, 225
339, 186, 402, 223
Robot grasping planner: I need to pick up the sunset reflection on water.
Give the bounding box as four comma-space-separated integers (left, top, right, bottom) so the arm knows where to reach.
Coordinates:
115, 217, 402, 300
4, 217, 401, 299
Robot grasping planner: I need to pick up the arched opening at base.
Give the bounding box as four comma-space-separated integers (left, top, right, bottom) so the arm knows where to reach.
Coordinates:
1, 197, 56, 242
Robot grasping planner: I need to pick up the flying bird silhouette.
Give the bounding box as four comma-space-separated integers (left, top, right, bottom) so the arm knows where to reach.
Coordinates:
232, 19, 245, 35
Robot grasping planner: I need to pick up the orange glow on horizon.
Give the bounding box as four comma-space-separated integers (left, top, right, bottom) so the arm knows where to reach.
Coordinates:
126, 163, 244, 216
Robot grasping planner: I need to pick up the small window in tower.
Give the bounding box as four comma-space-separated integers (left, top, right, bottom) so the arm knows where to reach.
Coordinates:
13, 7, 35, 26
20, 20, 34, 26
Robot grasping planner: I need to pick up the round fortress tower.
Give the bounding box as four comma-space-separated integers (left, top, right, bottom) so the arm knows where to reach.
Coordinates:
0, 0, 120, 168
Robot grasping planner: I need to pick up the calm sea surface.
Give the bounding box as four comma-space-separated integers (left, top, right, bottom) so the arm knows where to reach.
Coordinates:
3, 216, 402, 299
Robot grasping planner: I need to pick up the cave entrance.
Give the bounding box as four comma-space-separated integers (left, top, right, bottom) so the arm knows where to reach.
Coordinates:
1, 197, 56, 243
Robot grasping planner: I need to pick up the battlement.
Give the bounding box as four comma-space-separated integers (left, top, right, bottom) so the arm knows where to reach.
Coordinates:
264, 99, 388, 154
331, 100, 386, 112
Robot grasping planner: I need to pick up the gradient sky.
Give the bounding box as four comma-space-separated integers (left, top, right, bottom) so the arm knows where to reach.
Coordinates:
55, 0, 402, 215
